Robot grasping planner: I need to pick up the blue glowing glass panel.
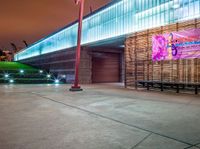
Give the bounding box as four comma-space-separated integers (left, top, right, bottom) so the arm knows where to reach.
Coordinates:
15, 0, 200, 61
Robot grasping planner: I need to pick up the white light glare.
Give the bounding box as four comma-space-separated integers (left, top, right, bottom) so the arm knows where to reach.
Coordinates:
55, 79, 59, 84
9, 80, 14, 83
20, 70, 24, 73
62, 75, 66, 78
4, 74, 9, 78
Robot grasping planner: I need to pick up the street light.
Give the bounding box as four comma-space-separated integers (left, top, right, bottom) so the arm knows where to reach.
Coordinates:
70, 0, 85, 91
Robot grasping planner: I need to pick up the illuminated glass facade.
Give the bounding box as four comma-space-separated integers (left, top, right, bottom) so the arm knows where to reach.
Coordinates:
15, 0, 200, 61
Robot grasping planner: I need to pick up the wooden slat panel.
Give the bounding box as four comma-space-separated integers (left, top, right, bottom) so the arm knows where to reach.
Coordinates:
125, 19, 200, 88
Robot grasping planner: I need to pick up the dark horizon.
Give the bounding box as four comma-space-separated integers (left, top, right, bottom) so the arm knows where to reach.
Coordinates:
0, 0, 111, 50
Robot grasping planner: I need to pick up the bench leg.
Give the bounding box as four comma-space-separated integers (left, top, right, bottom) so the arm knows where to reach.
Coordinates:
195, 86, 198, 95
161, 83, 164, 92
142, 83, 145, 87
176, 84, 180, 93
151, 83, 154, 87
147, 83, 150, 90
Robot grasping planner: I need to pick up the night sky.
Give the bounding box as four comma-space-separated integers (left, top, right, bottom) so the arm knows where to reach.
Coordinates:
0, 0, 111, 49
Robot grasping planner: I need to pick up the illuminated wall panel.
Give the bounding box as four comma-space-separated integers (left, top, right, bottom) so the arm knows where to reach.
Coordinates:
15, 0, 200, 61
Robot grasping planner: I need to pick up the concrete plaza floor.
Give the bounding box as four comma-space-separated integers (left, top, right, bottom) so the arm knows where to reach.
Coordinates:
0, 83, 200, 149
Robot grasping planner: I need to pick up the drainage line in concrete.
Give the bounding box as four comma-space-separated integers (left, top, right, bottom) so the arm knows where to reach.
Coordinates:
130, 133, 152, 149
184, 143, 200, 149
32, 92, 193, 147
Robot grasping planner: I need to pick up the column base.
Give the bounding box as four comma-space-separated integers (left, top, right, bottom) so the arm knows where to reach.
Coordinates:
69, 86, 83, 92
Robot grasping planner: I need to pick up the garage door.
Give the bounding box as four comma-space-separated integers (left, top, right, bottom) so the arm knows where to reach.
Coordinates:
92, 52, 120, 83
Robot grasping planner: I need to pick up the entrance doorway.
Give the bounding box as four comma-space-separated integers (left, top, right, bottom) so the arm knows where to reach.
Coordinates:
92, 52, 120, 83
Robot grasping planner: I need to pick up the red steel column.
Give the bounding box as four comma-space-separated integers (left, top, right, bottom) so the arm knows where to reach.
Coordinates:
70, 0, 84, 91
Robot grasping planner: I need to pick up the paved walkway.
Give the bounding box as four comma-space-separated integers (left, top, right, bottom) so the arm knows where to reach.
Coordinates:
0, 84, 200, 149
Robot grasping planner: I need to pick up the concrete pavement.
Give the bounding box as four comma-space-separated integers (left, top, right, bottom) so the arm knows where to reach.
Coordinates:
0, 84, 200, 149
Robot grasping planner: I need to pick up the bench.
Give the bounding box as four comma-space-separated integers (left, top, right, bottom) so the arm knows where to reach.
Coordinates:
137, 80, 200, 94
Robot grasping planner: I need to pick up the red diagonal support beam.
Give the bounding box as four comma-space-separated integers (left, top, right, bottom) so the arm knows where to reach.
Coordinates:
70, 0, 84, 91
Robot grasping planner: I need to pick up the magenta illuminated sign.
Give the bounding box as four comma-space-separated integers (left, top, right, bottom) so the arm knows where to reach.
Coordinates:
152, 28, 200, 61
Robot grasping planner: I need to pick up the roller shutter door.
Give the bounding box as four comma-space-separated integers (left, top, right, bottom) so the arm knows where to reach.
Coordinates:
92, 52, 120, 83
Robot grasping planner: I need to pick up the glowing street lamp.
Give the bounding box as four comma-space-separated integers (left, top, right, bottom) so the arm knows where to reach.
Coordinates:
70, 0, 84, 91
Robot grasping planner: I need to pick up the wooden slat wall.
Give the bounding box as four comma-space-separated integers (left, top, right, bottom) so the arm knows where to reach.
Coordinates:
125, 19, 200, 88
